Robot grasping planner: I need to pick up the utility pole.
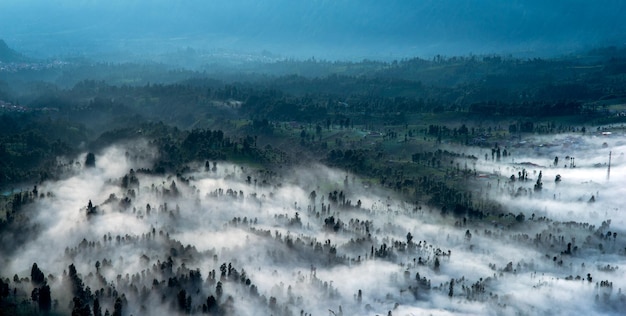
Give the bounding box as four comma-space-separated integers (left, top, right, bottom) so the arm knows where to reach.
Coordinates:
607, 151, 612, 180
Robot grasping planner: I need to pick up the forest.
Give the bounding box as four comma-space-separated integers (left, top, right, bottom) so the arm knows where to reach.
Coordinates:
1, 39, 626, 315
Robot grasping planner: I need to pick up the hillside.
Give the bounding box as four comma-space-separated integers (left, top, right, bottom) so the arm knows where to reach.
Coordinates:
0, 40, 27, 62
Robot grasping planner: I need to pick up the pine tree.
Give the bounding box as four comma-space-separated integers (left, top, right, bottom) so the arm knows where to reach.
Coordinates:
31, 263, 45, 285
448, 279, 454, 297
85, 153, 96, 168
93, 297, 102, 316
38, 284, 51, 312
113, 297, 123, 316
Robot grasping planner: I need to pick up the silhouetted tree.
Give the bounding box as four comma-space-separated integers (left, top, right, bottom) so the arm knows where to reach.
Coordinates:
448, 279, 454, 297
216, 281, 223, 299
67, 264, 86, 300
206, 295, 218, 313
269, 296, 277, 310
113, 297, 123, 316
534, 171, 543, 191
31, 263, 45, 285
72, 297, 90, 316
38, 283, 51, 312
177, 289, 189, 313
0, 278, 10, 299
85, 153, 96, 168
94, 297, 102, 316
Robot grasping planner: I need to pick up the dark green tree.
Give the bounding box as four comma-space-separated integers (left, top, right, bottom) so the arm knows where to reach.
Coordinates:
67, 264, 86, 300
93, 297, 102, 316
31, 263, 45, 285
0, 278, 9, 298
38, 283, 51, 312
448, 279, 454, 297
71, 297, 90, 316
113, 297, 123, 316
85, 153, 96, 168
177, 289, 189, 313
206, 295, 218, 313
216, 281, 223, 299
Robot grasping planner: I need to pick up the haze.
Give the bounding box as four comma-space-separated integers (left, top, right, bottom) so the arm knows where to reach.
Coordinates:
1, 1, 626, 315
1, 0, 626, 61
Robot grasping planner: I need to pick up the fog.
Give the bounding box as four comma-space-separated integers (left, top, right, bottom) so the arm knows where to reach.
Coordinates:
1, 1, 626, 61
1, 2, 625, 315
467, 132, 626, 228
1, 134, 625, 315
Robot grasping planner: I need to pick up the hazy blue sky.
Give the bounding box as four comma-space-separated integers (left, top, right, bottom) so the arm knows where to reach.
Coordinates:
1, 0, 625, 60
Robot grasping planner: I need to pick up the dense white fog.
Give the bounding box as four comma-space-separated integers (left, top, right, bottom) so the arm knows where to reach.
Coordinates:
2, 2, 626, 315
1, 133, 626, 315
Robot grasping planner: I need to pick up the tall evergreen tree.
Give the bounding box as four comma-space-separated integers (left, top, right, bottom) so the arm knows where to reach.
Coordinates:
31, 263, 45, 285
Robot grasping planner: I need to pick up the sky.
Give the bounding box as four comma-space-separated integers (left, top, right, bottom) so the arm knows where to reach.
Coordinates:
1, 0, 625, 60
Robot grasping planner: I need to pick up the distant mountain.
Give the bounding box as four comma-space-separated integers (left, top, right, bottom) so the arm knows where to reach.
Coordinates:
0, 39, 28, 62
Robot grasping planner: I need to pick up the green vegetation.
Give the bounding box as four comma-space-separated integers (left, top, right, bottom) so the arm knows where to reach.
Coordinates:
2, 46, 625, 201
2, 43, 626, 315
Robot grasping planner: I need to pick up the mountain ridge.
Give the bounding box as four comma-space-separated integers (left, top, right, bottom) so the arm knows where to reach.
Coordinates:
0, 39, 29, 62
